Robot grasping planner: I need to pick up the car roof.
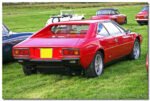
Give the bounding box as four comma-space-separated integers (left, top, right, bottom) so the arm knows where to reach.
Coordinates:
97, 8, 118, 11
50, 20, 111, 25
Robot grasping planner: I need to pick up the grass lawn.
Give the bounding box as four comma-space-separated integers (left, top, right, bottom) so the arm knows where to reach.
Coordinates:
2, 3, 148, 99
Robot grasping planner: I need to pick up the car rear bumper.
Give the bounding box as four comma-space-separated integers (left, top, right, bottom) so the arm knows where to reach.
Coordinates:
17, 58, 82, 69
135, 18, 148, 22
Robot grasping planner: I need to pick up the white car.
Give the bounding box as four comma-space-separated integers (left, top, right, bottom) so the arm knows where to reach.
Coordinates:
45, 10, 85, 26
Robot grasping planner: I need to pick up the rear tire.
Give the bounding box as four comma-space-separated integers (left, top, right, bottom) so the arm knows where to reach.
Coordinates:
23, 65, 37, 75
3, 45, 13, 62
129, 39, 141, 60
137, 22, 144, 26
82, 17, 85, 20
84, 51, 104, 78
52, 17, 60, 23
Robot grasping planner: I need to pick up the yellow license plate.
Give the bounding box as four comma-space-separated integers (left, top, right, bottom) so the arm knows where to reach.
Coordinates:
40, 48, 52, 58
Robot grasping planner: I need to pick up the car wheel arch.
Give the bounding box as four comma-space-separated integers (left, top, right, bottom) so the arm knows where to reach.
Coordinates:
80, 46, 104, 69
133, 35, 141, 44
97, 48, 104, 59
131, 34, 141, 43
136, 36, 140, 42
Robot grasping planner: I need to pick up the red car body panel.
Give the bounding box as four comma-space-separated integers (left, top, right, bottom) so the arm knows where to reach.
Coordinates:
13, 20, 142, 69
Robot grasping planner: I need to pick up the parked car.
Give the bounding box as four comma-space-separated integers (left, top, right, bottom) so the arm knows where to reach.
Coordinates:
2, 24, 33, 62
45, 10, 85, 26
135, 5, 148, 25
91, 8, 127, 24
13, 20, 142, 77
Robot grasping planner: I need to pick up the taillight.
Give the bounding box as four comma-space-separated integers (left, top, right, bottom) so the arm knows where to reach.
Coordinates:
111, 16, 117, 20
63, 48, 80, 56
13, 48, 29, 56
144, 15, 148, 19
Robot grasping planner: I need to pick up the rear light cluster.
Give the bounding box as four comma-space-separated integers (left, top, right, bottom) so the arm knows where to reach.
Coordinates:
63, 48, 80, 56
144, 15, 148, 19
13, 48, 29, 56
110, 16, 117, 20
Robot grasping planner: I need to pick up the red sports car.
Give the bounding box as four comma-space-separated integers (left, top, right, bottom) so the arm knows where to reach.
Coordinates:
135, 6, 148, 25
91, 8, 127, 25
13, 20, 142, 77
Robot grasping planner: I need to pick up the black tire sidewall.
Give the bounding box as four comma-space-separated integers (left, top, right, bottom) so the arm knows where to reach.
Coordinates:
82, 17, 85, 20
85, 51, 104, 77
93, 51, 104, 76
137, 22, 144, 26
23, 65, 36, 75
130, 39, 141, 59
3, 45, 13, 61
52, 17, 60, 23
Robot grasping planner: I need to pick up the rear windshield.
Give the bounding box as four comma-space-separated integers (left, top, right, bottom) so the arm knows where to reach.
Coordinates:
141, 6, 149, 11
51, 24, 89, 35
31, 24, 89, 38
97, 10, 113, 15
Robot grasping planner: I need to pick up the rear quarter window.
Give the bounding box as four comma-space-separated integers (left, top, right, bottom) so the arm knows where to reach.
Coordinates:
97, 23, 109, 37
102, 22, 121, 36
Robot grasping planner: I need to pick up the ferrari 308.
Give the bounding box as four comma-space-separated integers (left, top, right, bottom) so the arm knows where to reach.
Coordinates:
13, 20, 142, 77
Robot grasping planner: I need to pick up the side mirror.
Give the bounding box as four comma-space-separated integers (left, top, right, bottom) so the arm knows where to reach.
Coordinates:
126, 29, 131, 34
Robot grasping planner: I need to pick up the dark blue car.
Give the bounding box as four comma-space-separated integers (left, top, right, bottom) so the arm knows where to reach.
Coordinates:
3, 24, 33, 62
